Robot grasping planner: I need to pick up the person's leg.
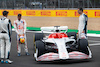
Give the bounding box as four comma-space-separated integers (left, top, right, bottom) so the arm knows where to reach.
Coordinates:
24, 34, 29, 55
4, 34, 13, 64
17, 35, 21, 56
5, 39, 10, 59
5, 39, 13, 63
0, 39, 1, 57
0, 34, 4, 59
17, 42, 21, 53
0, 39, 5, 63
7, 38, 11, 59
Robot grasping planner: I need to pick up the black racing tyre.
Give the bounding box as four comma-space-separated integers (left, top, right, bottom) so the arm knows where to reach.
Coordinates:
34, 33, 44, 41
78, 39, 89, 55
35, 41, 45, 57
67, 32, 77, 40
33, 33, 44, 52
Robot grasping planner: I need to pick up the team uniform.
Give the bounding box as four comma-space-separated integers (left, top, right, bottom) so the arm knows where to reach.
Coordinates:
14, 19, 28, 55
0, 17, 12, 63
78, 13, 88, 39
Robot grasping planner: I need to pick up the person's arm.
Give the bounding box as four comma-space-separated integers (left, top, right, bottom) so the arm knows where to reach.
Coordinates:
82, 17, 85, 33
14, 21, 19, 34
7, 19, 12, 42
83, 16, 88, 33
79, 16, 85, 33
8, 19, 12, 37
24, 20, 26, 34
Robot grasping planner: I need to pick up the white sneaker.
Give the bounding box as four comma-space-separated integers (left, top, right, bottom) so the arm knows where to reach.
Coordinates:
5, 59, 13, 64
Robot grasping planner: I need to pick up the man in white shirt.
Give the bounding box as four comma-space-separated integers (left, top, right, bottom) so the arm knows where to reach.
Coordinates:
14, 14, 29, 57
0, 11, 13, 64
78, 8, 88, 39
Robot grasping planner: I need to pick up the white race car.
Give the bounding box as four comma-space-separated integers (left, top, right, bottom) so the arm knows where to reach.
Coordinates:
33, 26, 92, 61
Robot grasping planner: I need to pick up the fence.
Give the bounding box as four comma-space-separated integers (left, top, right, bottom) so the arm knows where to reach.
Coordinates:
0, 0, 100, 9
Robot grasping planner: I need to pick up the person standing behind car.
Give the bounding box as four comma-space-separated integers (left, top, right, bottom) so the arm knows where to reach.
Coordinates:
0, 11, 13, 64
77, 8, 88, 39
14, 14, 29, 57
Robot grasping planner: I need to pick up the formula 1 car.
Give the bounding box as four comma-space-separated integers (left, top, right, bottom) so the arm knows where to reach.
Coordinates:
33, 26, 92, 61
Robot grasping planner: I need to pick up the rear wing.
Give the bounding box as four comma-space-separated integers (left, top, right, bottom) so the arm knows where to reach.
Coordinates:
41, 26, 68, 33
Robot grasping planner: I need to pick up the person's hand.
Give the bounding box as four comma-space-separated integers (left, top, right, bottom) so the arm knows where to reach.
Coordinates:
82, 31, 84, 33
77, 31, 79, 34
18, 34, 21, 36
18, 34, 24, 36
22, 34, 24, 36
